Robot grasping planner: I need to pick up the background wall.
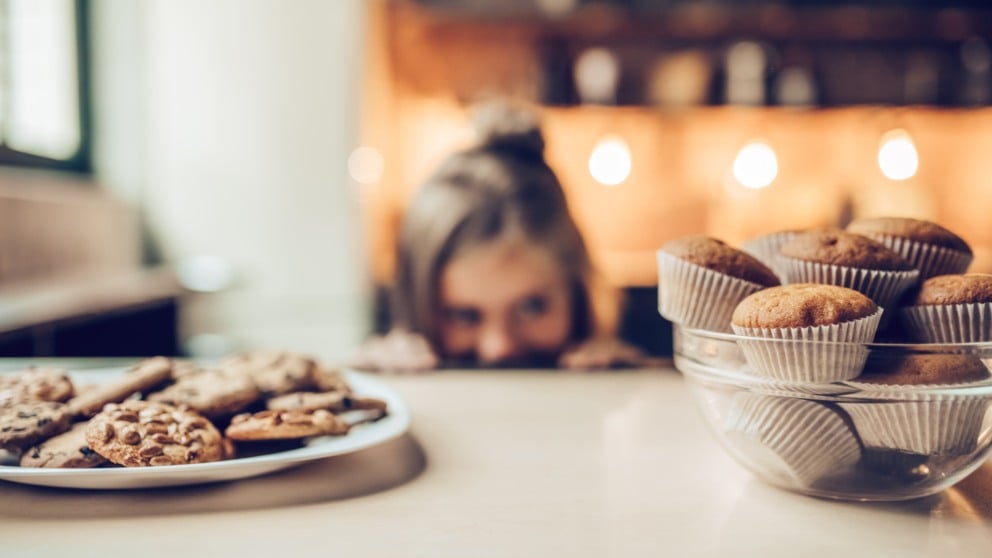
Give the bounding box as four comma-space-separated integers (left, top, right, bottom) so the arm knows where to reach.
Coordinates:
90, 0, 372, 361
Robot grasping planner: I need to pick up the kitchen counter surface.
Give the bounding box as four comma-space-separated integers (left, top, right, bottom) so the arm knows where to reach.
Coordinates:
1, 363, 990, 557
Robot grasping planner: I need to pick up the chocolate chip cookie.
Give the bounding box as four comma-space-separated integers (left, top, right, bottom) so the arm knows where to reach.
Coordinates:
266, 391, 387, 414
220, 350, 316, 397
0, 367, 75, 405
148, 368, 261, 419
311, 365, 353, 394
20, 422, 108, 468
225, 409, 350, 441
85, 400, 225, 466
0, 400, 72, 451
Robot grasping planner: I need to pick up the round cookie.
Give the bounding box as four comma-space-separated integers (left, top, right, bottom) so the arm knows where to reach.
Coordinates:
85, 400, 225, 467
20, 422, 108, 468
732, 283, 879, 329
67, 357, 174, 418
311, 365, 353, 394
225, 409, 350, 441
0, 367, 75, 405
266, 391, 387, 414
0, 400, 72, 451
148, 368, 261, 419
220, 350, 317, 397
847, 217, 972, 279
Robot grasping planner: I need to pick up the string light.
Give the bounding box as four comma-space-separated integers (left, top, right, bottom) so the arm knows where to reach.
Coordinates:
589, 135, 632, 186
732, 140, 778, 189
877, 129, 918, 181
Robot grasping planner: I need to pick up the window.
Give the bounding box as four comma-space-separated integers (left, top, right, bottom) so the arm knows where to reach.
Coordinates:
0, 0, 88, 171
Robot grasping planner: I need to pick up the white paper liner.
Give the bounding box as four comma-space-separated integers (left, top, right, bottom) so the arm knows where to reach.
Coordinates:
838, 396, 989, 456
901, 302, 992, 343
657, 251, 767, 333
741, 231, 796, 282
779, 257, 920, 312
864, 234, 973, 280
723, 393, 862, 488
731, 309, 883, 383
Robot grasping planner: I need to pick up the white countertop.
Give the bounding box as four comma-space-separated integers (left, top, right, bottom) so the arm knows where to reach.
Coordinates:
2, 366, 991, 557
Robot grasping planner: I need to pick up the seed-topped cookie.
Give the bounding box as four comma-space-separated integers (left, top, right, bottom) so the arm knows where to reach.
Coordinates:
85, 400, 225, 467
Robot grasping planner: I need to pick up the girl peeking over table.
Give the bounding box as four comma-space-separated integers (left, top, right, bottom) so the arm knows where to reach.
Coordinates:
351, 101, 649, 372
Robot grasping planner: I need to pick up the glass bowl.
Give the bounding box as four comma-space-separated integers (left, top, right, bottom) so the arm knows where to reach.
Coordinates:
674, 325, 992, 502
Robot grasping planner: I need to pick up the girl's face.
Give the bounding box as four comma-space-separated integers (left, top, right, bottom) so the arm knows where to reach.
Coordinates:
437, 237, 573, 366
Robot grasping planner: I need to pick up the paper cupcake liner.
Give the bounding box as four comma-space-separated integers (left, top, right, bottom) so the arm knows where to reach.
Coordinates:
731, 308, 883, 383
838, 396, 989, 456
779, 258, 919, 312
657, 251, 766, 333
901, 302, 992, 343
741, 231, 796, 281
723, 393, 862, 487
864, 234, 972, 280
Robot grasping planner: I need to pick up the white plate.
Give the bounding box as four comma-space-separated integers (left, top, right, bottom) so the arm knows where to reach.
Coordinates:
0, 368, 411, 490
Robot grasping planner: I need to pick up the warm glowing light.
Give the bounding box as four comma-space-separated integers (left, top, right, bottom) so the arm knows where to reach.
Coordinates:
732, 140, 778, 189
588, 135, 631, 186
348, 146, 385, 184
877, 129, 919, 181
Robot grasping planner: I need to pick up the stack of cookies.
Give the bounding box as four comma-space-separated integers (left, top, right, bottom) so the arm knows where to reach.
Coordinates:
0, 351, 387, 470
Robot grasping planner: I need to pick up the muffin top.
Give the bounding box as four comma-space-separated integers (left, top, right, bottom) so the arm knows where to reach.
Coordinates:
858, 354, 990, 386
911, 273, 992, 305
779, 229, 914, 271
732, 283, 879, 329
847, 217, 972, 254
662, 235, 779, 287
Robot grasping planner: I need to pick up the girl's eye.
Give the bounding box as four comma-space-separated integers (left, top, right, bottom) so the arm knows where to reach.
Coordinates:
516, 295, 548, 319
444, 307, 481, 328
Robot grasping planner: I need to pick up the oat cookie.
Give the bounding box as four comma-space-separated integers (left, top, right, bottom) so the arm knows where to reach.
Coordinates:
67, 357, 174, 418
85, 400, 225, 467
266, 391, 387, 414
148, 368, 261, 419
0, 367, 75, 405
0, 400, 72, 451
225, 409, 350, 441
20, 422, 108, 468
220, 350, 316, 396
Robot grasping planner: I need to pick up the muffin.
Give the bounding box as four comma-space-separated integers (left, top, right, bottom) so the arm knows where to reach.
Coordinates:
847, 217, 973, 280
731, 283, 883, 382
778, 229, 920, 312
741, 229, 798, 280
841, 354, 991, 457
723, 392, 862, 489
657, 235, 779, 332
900, 273, 992, 343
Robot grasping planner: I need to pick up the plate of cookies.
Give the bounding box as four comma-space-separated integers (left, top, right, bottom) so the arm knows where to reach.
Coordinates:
0, 351, 410, 489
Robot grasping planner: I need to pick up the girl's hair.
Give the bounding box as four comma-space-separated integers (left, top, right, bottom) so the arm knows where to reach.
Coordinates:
391, 101, 619, 353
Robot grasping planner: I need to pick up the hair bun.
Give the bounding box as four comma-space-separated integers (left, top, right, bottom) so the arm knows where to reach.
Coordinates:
471, 101, 545, 158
